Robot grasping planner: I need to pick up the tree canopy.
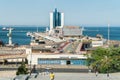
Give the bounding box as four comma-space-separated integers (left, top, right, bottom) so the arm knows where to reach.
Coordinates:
87, 47, 120, 73
16, 60, 28, 75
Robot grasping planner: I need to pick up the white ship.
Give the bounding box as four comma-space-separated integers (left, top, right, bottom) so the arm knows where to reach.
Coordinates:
2, 27, 14, 31
2, 27, 7, 30
26, 32, 32, 36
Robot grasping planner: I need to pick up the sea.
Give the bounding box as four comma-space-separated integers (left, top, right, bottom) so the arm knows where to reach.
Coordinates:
0, 26, 120, 45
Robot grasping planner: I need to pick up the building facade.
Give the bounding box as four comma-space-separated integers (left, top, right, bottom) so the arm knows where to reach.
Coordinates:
27, 54, 87, 65
26, 47, 87, 65
62, 26, 83, 37
50, 8, 64, 31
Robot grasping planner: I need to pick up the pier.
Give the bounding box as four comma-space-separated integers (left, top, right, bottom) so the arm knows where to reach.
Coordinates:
28, 32, 65, 43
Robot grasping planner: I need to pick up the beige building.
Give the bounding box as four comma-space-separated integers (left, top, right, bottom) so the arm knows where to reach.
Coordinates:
26, 48, 87, 65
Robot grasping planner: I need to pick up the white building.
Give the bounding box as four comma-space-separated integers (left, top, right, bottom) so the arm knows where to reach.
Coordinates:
26, 48, 87, 65
92, 40, 103, 47
27, 54, 87, 65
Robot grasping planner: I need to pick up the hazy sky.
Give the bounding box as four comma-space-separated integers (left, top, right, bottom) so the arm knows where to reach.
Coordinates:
0, 0, 120, 26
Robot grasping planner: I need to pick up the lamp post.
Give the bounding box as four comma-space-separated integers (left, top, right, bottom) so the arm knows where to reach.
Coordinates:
95, 64, 98, 77
105, 55, 109, 77
30, 51, 32, 76
107, 24, 110, 77
108, 24, 110, 46
107, 69, 109, 77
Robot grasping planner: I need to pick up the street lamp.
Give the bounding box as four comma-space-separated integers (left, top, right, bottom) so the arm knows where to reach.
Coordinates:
105, 55, 109, 77
107, 70, 109, 77
30, 51, 32, 76
95, 64, 99, 77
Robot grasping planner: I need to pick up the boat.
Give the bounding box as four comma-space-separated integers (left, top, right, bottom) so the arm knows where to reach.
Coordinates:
2, 27, 7, 30
2, 27, 14, 31
26, 32, 32, 36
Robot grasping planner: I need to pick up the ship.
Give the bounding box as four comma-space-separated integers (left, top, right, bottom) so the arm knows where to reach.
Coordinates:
2, 27, 7, 30
26, 32, 32, 36
2, 27, 14, 31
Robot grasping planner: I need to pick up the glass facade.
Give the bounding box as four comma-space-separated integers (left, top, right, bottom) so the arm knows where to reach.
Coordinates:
70, 60, 86, 65
38, 59, 87, 65
53, 8, 62, 28
50, 8, 64, 31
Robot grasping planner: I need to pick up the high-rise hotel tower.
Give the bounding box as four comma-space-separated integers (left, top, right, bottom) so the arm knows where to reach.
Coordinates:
50, 8, 64, 31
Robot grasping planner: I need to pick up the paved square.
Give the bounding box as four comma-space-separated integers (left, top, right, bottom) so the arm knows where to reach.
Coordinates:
28, 72, 120, 80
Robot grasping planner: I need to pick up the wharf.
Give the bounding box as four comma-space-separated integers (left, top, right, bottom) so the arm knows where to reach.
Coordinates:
29, 32, 65, 43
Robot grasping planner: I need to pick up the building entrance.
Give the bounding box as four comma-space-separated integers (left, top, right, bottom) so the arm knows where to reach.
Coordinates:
66, 60, 71, 65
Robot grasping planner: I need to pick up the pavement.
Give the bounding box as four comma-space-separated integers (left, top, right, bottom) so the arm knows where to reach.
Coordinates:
25, 72, 120, 80
0, 72, 120, 80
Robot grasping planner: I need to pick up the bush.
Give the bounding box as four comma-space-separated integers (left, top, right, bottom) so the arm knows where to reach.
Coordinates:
16, 60, 28, 75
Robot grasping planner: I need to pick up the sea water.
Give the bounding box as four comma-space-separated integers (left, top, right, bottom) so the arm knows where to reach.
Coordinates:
0, 26, 120, 45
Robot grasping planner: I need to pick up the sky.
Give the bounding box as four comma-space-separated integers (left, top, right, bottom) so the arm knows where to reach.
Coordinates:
0, 0, 120, 26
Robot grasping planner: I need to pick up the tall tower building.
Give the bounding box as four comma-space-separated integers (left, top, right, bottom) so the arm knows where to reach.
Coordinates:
50, 8, 64, 31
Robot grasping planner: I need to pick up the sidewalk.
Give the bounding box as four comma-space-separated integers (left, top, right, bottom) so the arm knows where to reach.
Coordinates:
29, 72, 120, 80
0, 70, 120, 80
0, 71, 16, 80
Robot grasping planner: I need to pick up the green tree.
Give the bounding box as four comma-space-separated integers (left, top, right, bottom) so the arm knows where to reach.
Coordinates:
87, 47, 120, 73
3, 59, 8, 65
16, 60, 28, 75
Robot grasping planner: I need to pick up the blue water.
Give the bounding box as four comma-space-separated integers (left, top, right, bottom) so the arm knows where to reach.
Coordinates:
0, 26, 46, 45
0, 26, 120, 45
83, 27, 120, 40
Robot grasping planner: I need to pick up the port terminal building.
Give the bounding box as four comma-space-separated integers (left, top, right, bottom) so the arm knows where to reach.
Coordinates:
26, 48, 87, 65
